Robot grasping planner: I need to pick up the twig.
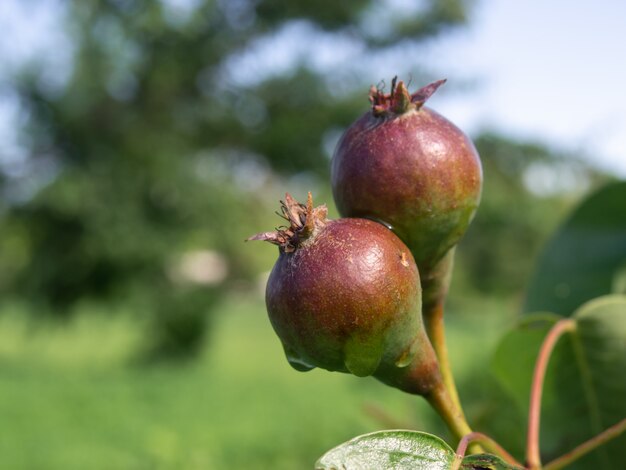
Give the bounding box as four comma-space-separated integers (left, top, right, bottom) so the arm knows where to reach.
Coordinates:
526, 318, 576, 470
451, 432, 523, 470
543, 417, 626, 470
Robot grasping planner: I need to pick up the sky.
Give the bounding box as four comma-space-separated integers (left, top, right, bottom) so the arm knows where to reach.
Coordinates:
428, 0, 626, 177
1, 0, 625, 177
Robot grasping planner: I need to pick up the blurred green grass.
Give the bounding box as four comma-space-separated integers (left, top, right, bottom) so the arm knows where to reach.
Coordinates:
0, 292, 518, 469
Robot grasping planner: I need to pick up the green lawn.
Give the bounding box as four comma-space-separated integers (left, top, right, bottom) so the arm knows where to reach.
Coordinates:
0, 294, 518, 469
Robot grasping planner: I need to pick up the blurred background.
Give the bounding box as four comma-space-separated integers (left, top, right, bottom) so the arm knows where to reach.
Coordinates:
0, 0, 623, 468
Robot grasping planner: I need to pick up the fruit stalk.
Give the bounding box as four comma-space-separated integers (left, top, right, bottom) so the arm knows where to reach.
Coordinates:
419, 250, 482, 453
419, 249, 464, 412
425, 380, 483, 454
423, 298, 463, 412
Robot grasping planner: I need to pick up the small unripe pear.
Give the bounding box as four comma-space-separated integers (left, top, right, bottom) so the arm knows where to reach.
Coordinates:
250, 193, 442, 395
331, 79, 482, 279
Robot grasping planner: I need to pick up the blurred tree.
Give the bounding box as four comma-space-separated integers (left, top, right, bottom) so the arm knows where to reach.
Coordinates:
453, 133, 609, 298
0, 0, 474, 357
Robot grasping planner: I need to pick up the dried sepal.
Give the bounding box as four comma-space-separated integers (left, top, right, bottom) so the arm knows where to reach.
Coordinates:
410, 79, 446, 108
369, 77, 446, 116
248, 192, 327, 253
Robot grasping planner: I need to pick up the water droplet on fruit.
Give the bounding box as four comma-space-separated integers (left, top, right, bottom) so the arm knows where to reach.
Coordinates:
365, 216, 394, 231
283, 344, 315, 372
394, 337, 419, 368
287, 358, 315, 372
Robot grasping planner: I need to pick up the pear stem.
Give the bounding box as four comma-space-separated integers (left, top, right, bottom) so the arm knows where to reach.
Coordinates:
424, 301, 463, 414
426, 381, 472, 440
426, 381, 482, 454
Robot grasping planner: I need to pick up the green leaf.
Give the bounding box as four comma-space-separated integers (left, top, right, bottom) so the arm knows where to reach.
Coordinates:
491, 313, 561, 412
492, 295, 626, 469
315, 430, 456, 470
461, 453, 524, 469
524, 181, 626, 316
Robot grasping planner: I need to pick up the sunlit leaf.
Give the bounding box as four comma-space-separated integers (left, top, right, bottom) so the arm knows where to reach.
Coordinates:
315, 430, 456, 470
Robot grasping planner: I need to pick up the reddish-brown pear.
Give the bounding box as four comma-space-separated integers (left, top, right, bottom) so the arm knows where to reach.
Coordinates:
331, 78, 483, 278
249, 193, 442, 396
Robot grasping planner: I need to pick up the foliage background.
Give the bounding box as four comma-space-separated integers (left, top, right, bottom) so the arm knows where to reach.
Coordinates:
0, 0, 616, 468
